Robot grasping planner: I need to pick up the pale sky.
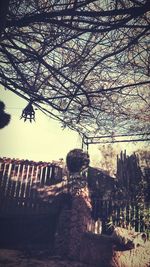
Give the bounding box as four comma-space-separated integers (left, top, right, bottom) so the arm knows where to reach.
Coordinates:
0, 87, 148, 167
0, 87, 81, 162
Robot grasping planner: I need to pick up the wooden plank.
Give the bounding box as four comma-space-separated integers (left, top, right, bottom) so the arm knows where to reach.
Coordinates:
29, 165, 35, 195
0, 163, 11, 212
18, 164, 26, 209
35, 165, 40, 184
4, 163, 14, 198
0, 162, 6, 188
39, 166, 44, 185
29, 165, 39, 212
10, 163, 18, 199
51, 165, 55, 181
14, 164, 22, 209
1, 163, 9, 192
46, 165, 52, 185
24, 165, 30, 198
0, 159, 63, 217
43, 165, 47, 185
42, 166, 47, 185
24, 165, 34, 211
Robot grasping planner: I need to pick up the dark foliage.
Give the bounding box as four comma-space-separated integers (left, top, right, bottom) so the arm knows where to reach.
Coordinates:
0, 101, 11, 129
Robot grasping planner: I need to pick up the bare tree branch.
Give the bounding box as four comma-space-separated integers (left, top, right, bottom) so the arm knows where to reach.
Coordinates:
0, 0, 149, 138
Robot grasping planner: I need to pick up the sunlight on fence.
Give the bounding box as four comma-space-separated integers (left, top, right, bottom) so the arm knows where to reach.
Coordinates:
91, 198, 150, 237
0, 157, 63, 214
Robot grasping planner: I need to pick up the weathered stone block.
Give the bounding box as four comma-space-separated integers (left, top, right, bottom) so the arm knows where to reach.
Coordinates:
80, 232, 150, 267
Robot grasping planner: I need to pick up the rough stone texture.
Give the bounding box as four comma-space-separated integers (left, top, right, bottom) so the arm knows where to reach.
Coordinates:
112, 242, 150, 267
54, 171, 150, 267
55, 171, 92, 260
0, 240, 150, 267
111, 226, 147, 248
80, 232, 150, 267
80, 233, 114, 267
54, 208, 71, 257
69, 192, 91, 259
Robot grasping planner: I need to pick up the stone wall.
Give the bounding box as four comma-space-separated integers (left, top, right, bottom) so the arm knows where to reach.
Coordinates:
55, 171, 92, 260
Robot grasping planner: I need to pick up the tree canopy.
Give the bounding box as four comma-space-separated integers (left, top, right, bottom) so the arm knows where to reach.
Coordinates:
0, 0, 150, 140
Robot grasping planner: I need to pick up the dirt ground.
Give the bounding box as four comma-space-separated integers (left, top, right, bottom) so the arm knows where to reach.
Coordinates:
0, 249, 92, 267
0, 244, 150, 267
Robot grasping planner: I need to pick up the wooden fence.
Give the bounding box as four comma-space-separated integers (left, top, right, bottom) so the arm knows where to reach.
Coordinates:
0, 157, 63, 215
116, 151, 142, 189
0, 156, 149, 247
90, 198, 150, 237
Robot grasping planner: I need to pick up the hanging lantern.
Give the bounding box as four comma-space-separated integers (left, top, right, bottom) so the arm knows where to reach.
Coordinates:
20, 102, 35, 122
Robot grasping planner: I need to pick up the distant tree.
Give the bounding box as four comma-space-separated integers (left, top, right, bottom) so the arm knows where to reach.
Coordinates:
116, 150, 150, 202
135, 149, 150, 168
0, 0, 150, 138
135, 149, 150, 201
97, 144, 122, 177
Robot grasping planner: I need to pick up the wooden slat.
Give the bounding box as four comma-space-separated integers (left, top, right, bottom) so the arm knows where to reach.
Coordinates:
4, 163, 12, 196
0, 158, 64, 216
1, 163, 9, 192
23, 165, 33, 211
39, 166, 44, 185
14, 164, 22, 209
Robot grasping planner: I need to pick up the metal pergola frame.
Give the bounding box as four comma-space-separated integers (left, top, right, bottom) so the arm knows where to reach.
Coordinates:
82, 132, 150, 151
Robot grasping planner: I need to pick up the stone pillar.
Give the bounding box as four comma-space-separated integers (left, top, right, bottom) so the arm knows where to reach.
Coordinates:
68, 171, 92, 259
55, 149, 92, 260
54, 208, 71, 257
54, 170, 92, 259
